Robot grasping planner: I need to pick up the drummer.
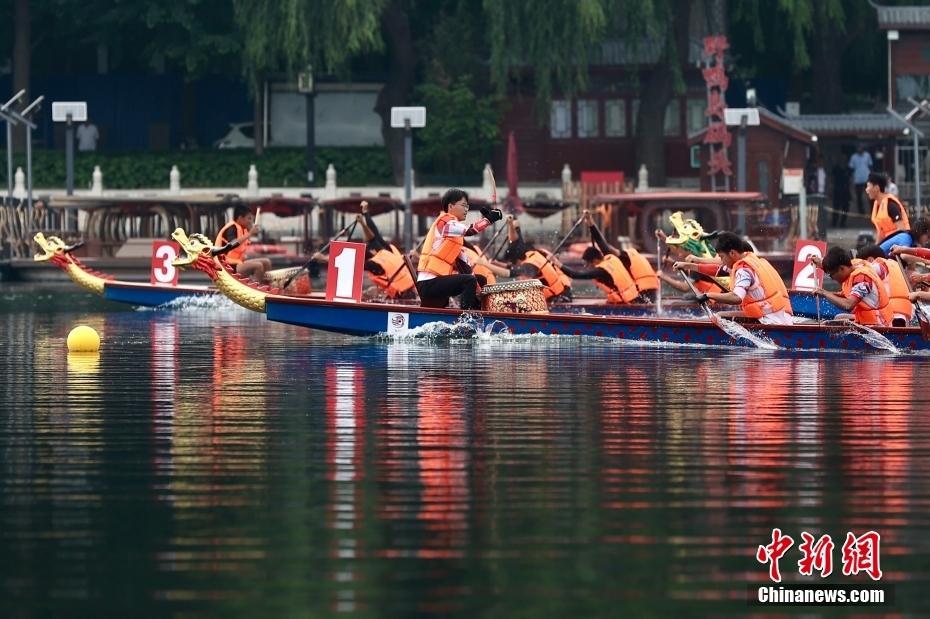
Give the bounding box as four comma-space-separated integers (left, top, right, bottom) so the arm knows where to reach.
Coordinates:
504, 216, 573, 302
215, 204, 272, 282
416, 188, 503, 309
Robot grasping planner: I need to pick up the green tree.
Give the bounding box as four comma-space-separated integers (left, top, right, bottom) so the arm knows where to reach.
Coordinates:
729, 0, 905, 112
414, 77, 502, 177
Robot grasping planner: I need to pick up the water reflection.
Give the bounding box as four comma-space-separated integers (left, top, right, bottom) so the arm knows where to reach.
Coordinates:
3, 308, 930, 615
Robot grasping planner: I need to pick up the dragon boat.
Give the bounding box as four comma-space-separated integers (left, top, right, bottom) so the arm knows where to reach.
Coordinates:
33, 232, 216, 307
171, 227, 928, 352
33, 231, 316, 308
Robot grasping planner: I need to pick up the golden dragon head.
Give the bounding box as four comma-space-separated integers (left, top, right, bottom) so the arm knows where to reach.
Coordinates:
171, 227, 223, 280
33, 232, 77, 268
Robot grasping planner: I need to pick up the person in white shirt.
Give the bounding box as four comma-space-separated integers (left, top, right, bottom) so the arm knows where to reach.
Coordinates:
76, 120, 99, 152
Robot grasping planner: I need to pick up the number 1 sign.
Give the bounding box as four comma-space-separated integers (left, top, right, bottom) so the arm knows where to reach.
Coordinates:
791, 240, 827, 291
325, 241, 366, 303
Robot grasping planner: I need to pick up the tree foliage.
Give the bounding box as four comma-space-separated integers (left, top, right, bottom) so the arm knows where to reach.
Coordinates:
232, 0, 387, 88
484, 0, 608, 108
414, 77, 502, 176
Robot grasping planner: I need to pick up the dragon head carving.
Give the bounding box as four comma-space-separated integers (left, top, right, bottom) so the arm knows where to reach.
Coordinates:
665, 212, 716, 258
171, 228, 221, 279
34, 232, 74, 267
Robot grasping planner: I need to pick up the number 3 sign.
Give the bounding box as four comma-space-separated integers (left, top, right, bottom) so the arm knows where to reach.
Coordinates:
325, 241, 366, 303
791, 240, 827, 291
151, 240, 180, 286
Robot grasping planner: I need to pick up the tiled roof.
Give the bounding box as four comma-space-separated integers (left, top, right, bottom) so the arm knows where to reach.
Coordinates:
875, 5, 930, 29
594, 39, 705, 66
786, 113, 910, 136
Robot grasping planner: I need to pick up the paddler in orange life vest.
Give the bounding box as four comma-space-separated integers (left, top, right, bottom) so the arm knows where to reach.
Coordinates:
417, 188, 503, 309
683, 232, 794, 325
853, 244, 913, 327
814, 246, 893, 326
215, 204, 272, 281
355, 201, 417, 300
867, 172, 913, 255
309, 201, 418, 300
504, 215, 573, 302
556, 210, 656, 304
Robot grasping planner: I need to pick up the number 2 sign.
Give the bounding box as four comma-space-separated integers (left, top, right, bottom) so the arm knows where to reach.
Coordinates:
325, 241, 366, 303
791, 240, 827, 291
151, 240, 180, 286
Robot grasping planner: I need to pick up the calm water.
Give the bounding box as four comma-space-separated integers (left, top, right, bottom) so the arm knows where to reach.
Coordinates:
2, 284, 930, 617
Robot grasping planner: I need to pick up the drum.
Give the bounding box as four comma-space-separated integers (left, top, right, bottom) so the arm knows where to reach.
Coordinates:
479, 280, 548, 314
265, 266, 311, 295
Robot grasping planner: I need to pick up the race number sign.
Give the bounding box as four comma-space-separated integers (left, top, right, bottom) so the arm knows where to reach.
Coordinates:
791, 240, 827, 291
325, 241, 366, 303
150, 240, 180, 286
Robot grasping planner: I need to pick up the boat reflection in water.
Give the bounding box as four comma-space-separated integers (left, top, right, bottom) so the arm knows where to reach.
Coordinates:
4, 308, 930, 614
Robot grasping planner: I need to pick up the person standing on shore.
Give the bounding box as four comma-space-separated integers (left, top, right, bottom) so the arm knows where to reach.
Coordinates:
849, 145, 873, 217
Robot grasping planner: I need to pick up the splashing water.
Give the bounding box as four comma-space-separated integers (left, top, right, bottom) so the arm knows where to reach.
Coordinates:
377, 313, 513, 342
841, 322, 899, 354
712, 315, 780, 350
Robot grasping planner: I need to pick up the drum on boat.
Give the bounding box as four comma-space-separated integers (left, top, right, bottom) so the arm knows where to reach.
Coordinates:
265, 266, 311, 295
479, 280, 548, 314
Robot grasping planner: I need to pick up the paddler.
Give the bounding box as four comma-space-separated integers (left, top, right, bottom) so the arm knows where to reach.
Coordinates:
580, 210, 660, 302
416, 188, 503, 309
813, 246, 892, 326
215, 204, 272, 282
504, 215, 574, 302
677, 232, 794, 325
853, 244, 913, 327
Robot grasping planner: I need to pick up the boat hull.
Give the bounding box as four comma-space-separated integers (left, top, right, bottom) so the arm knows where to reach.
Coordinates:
103, 281, 216, 307
264, 296, 927, 352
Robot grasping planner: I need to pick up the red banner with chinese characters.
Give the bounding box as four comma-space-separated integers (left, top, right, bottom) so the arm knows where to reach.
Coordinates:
703, 35, 732, 183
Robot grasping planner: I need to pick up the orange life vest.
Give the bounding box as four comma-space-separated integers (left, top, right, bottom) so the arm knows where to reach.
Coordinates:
369, 246, 416, 298
419, 212, 463, 277
214, 221, 249, 265
842, 263, 893, 326
522, 250, 569, 299
731, 253, 791, 319
594, 254, 640, 303
625, 247, 659, 292
873, 257, 913, 320
462, 246, 496, 285
871, 193, 910, 241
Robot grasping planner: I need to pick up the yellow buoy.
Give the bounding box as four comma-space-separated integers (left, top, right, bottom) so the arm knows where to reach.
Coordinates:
67, 325, 101, 353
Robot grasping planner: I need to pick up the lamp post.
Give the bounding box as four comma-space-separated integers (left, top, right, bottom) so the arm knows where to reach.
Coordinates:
390, 106, 426, 250
889, 101, 926, 214
1, 89, 26, 203
298, 65, 315, 185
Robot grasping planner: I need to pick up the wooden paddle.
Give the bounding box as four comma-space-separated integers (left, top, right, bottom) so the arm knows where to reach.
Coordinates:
655, 235, 663, 314
676, 267, 715, 320
896, 255, 930, 340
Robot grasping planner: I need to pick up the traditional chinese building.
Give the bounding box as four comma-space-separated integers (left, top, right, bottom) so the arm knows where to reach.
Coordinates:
688, 107, 815, 211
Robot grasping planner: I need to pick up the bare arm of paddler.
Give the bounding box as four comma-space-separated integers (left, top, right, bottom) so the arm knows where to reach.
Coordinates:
559, 264, 614, 288
357, 201, 392, 253
814, 277, 871, 311
701, 265, 751, 306
890, 245, 930, 260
